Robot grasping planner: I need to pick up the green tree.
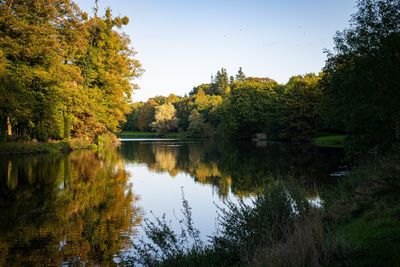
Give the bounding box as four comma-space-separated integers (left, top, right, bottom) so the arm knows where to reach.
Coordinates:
123, 102, 143, 131
189, 83, 213, 96
187, 109, 212, 137
77, 7, 142, 139
219, 78, 280, 138
235, 67, 246, 81
174, 97, 195, 131
321, 0, 400, 150
0, 1, 142, 142
211, 68, 230, 96
277, 74, 323, 141
0, 0, 86, 140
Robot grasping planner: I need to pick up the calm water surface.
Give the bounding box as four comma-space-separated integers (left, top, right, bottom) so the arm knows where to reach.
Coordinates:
0, 140, 342, 265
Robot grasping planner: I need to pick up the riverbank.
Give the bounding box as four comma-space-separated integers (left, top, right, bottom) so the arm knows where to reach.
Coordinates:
120, 131, 348, 148
0, 134, 119, 156
0, 141, 69, 155
129, 154, 400, 266
324, 155, 400, 266
119, 131, 192, 139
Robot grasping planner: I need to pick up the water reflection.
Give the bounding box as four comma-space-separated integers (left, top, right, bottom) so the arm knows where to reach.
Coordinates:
0, 140, 342, 265
0, 149, 142, 266
120, 140, 342, 198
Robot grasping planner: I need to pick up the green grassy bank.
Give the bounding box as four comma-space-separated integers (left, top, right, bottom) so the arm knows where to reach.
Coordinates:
314, 133, 347, 148
0, 133, 118, 156
325, 156, 400, 266
119, 131, 191, 139
0, 141, 69, 155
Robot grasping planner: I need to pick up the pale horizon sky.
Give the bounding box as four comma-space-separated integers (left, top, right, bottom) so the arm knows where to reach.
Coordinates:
76, 0, 357, 102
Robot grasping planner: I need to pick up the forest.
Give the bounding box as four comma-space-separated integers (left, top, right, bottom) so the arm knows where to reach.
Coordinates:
0, 0, 142, 144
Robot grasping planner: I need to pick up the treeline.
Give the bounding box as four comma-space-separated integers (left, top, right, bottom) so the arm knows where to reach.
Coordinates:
124, 70, 323, 141
125, 0, 400, 153
0, 0, 141, 142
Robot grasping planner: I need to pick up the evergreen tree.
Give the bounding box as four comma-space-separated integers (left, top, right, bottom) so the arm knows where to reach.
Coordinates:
235, 67, 246, 81
211, 68, 230, 96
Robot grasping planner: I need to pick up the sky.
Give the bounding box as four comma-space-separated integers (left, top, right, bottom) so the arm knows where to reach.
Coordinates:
75, 0, 357, 102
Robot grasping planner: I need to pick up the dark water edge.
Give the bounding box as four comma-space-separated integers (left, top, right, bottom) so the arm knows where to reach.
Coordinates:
0, 140, 343, 266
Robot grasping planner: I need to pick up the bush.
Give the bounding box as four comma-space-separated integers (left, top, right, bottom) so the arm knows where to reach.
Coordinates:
126, 182, 327, 267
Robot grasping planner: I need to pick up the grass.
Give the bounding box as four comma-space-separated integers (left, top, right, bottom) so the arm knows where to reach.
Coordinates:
0, 141, 69, 155
119, 131, 191, 139
314, 133, 347, 148
119, 131, 159, 138
0, 133, 117, 155
324, 155, 400, 267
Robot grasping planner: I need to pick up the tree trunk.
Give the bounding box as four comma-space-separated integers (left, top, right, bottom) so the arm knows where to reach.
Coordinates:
6, 116, 12, 137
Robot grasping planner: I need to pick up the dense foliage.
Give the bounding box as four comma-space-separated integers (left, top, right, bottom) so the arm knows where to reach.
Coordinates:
0, 0, 142, 142
321, 0, 400, 150
125, 70, 324, 141
128, 182, 325, 267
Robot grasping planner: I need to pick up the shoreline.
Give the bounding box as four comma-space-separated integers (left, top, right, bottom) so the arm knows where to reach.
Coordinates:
0, 132, 346, 156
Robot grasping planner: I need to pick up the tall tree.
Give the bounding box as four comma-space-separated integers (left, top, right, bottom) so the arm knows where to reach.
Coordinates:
321, 0, 400, 149
0, 0, 86, 140
211, 68, 230, 96
0, 1, 142, 141
278, 74, 322, 141
77, 7, 142, 139
235, 67, 246, 81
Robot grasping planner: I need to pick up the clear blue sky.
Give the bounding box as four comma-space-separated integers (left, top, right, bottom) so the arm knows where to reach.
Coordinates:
76, 0, 357, 102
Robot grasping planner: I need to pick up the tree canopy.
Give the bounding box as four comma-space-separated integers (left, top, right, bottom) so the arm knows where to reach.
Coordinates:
0, 0, 142, 141
321, 0, 400, 150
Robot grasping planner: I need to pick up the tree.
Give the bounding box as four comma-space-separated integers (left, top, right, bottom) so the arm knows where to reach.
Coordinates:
151, 103, 179, 134
278, 74, 323, 141
77, 7, 142, 139
219, 78, 280, 138
211, 68, 230, 96
166, 94, 180, 104
136, 100, 157, 132
0, 0, 86, 140
235, 67, 246, 81
0, 1, 142, 141
123, 102, 143, 131
187, 109, 212, 137
321, 0, 400, 149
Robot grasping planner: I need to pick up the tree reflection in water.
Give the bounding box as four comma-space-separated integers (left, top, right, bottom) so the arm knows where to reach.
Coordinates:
0, 140, 342, 265
0, 148, 142, 266
120, 140, 343, 199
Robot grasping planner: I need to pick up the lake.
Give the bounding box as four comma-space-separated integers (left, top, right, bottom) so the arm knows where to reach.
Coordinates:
0, 139, 342, 265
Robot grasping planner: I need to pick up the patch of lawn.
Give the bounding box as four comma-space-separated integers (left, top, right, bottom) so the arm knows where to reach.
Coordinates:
314, 134, 347, 148
331, 209, 400, 267
119, 131, 192, 139
119, 131, 159, 138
